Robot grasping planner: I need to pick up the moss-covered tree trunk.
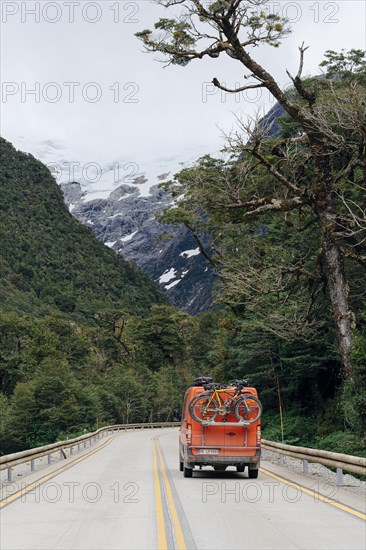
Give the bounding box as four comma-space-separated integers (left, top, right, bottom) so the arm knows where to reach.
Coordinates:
318, 200, 353, 378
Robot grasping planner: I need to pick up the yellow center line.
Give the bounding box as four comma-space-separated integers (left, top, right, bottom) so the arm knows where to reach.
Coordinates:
152, 440, 168, 550
155, 439, 187, 550
0, 435, 119, 508
260, 467, 366, 521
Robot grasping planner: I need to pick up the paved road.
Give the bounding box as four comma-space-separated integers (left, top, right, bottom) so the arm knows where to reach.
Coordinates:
1, 428, 365, 549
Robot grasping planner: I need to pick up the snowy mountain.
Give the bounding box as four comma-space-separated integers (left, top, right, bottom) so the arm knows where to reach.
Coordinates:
8, 136, 216, 314
61, 175, 216, 315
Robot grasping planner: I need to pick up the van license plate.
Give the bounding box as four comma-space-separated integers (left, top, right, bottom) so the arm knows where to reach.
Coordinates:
198, 449, 219, 455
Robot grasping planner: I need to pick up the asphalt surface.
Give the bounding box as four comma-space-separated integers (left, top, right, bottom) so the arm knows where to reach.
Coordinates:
1, 428, 365, 549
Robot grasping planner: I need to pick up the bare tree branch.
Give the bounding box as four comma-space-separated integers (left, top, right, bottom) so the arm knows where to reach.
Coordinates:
212, 77, 265, 93
286, 43, 316, 106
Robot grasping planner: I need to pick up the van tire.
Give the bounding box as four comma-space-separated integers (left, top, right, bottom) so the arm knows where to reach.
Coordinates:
183, 466, 193, 478
179, 459, 184, 472
248, 468, 259, 479
236, 464, 245, 472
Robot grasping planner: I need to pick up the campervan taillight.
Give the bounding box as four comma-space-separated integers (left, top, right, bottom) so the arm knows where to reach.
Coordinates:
186, 423, 192, 444
257, 425, 261, 443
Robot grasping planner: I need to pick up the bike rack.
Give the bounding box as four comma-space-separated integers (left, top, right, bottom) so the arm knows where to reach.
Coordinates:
201, 421, 250, 426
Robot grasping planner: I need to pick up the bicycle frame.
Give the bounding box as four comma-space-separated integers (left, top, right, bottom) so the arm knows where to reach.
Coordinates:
205, 387, 241, 413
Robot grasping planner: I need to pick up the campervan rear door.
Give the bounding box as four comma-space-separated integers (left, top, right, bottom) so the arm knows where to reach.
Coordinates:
196, 423, 226, 450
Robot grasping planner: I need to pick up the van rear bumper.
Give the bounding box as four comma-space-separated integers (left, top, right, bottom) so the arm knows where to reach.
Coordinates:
189, 454, 260, 466
181, 442, 261, 466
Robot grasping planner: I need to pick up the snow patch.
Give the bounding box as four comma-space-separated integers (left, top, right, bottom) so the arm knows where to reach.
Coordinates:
83, 189, 114, 202
108, 213, 123, 219
105, 241, 117, 248
118, 193, 135, 201
165, 279, 181, 290
69, 204, 75, 212
159, 268, 177, 284
163, 268, 190, 290
180, 248, 200, 258
120, 230, 138, 243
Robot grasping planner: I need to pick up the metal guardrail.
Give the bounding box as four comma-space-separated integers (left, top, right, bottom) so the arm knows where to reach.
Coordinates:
0, 422, 180, 482
1, 424, 365, 486
262, 438, 366, 485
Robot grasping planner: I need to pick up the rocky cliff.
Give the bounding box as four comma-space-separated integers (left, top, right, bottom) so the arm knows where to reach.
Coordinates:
61, 180, 216, 315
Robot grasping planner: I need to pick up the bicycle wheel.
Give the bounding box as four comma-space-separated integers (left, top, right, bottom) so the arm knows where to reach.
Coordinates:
234, 395, 262, 424
189, 394, 219, 423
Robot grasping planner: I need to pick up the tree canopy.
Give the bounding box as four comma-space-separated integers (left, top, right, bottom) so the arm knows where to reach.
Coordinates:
136, 1, 366, 381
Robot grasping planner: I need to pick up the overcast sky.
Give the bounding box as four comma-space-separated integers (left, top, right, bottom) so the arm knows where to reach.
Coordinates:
1, 0, 365, 176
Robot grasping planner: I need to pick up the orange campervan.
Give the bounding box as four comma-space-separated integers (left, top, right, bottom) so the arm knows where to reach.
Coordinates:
179, 377, 262, 478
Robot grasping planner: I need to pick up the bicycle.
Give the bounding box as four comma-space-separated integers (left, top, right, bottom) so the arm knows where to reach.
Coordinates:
188, 379, 262, 425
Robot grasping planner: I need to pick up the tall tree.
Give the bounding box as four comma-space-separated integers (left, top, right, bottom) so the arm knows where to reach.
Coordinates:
136, 1, 366, 378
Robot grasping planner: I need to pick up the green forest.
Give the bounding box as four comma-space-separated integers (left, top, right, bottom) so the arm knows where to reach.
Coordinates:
1, 43, 365, 458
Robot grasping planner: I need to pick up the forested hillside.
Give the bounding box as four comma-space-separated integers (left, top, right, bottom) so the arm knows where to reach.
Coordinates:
0, 138, 165, 320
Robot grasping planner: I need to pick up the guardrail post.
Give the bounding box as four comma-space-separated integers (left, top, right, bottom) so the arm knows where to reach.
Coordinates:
31, 459, 35, 472
261, 448, 266, 459
336, 468, 344, 486
303, 460, 309, 474
279, 454, 285, 466
48, 454, 51, 465
78, 443, 80, 452
7, 467, 12, 482
70, 446, 74, 455
59, 450, 63, 460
